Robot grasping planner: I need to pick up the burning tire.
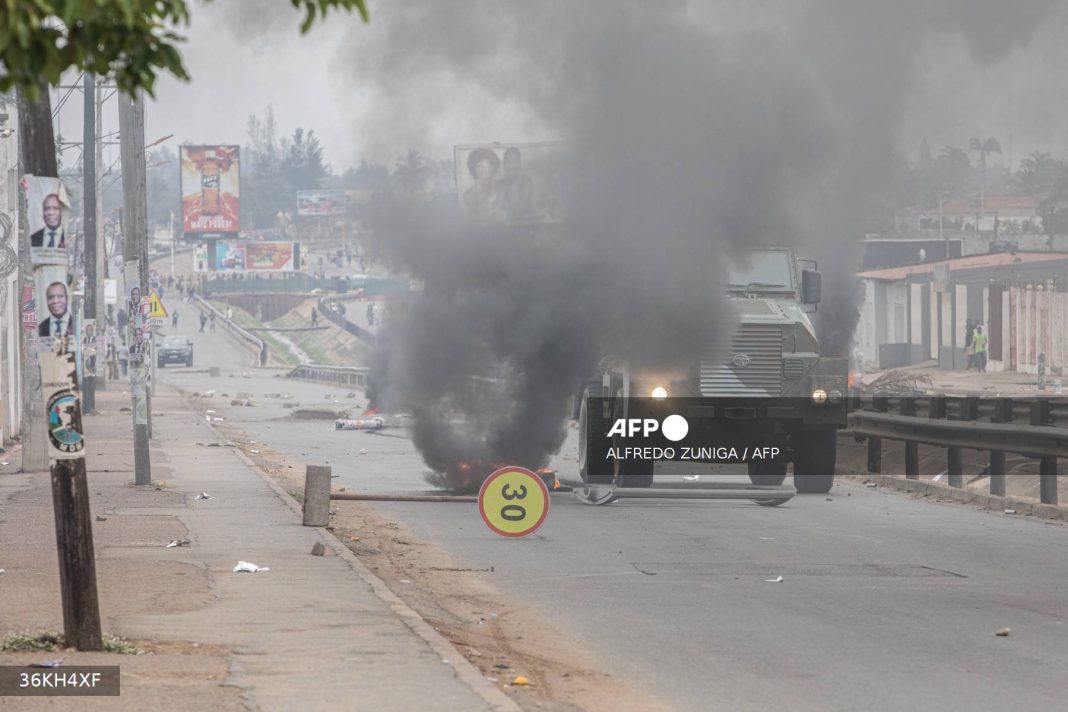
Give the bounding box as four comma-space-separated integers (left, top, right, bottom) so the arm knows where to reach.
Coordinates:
792, 429, 836, 494
748, 459, 787, 486
578, 386, 613, 484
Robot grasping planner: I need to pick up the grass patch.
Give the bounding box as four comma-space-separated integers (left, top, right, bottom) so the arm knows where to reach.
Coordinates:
1, 632, 142, 655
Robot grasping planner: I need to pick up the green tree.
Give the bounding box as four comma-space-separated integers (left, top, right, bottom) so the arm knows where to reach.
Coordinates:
391, 149, 432, 195
1040, 161, 1068, 249
282, 128, 329, 190
1, 1, 369, 99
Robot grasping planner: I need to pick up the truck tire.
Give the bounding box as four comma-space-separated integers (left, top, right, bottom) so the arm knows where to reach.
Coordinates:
610, 388, 653, 488
578, 386, 613, 484
748, 459, 787, 486
792, 429, 837, 494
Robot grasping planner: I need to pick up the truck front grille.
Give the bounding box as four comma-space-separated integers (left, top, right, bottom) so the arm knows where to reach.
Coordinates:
700, 325, 783, 397
783, 358, 806, 379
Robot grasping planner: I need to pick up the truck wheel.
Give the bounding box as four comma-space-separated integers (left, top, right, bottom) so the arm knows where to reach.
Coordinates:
792, 429, 837, 494
748, 459, 787, 486
614, 457, 654, 488
578, 386, 613, 484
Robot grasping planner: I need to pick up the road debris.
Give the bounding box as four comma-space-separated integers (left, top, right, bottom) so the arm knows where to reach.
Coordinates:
683, 475, 701, 481
512, 676, 530, 686
311, 542, 326, 557
195, 492, 213, 500
335, 417, 385, 431
995, 627, 1011, 637
233, 561, 270, 573
96, 516, 107, 522
30, 659, 64, 668
765, 575, 784, 583
249, 449, 260, 454
1005, 509, 1017, 514
166, 539, 191, 548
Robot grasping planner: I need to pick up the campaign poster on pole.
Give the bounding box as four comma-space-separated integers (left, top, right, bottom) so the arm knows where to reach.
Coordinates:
40, 349, 84, 459
22, 175, 72, 266
180, 146, 240, 234
35, 265, 75, 354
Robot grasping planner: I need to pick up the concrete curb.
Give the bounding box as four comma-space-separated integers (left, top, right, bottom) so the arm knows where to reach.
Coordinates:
837, 467, 1068, 522
200, 397, 520, 712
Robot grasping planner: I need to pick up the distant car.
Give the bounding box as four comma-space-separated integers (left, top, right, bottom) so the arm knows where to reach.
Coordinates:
158, 335, 193, 368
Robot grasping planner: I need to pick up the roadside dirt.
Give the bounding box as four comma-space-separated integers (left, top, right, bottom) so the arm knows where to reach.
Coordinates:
208, 417, 668, 712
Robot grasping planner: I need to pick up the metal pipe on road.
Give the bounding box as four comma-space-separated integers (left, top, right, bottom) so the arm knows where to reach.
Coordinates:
330, 492, 478, 503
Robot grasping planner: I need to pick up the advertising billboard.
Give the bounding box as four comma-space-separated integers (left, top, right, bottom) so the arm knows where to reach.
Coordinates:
245, 242, 300, 272
181, 145, 240, 234
297, 190, 345, 217
453, 142, 564, 224
213, 242, 245, 272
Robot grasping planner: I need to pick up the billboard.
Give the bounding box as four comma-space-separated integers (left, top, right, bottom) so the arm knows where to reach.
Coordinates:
214, 242, 245, 272
245, 242, 300, 272
181, 145, 240, 234
454, 142, 564, 224
297, 190, 344, 217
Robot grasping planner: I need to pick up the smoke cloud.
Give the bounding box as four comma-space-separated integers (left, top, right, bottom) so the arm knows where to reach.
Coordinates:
350, 0, 1059, 489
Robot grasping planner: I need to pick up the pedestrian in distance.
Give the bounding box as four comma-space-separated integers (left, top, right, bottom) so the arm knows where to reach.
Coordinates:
311, 306, 318, 327
199, 312, 207, 333
259, 343, 268, 367
366, 301, 376, 327
209, 311, 217, 333
973, 324, 988, 373
226, 306, 233, 321
964, 318, 976, 370
171, 310, 179, 329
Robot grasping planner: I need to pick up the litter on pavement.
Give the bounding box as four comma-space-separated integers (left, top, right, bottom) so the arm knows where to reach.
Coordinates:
30, 659, 64, 668
765, 575, 784, 583
166, 539, 191, 548
995, 627, 1011, 636
233, 561, 270, 573
335, 417, 385, 431
195, 492, 213, 500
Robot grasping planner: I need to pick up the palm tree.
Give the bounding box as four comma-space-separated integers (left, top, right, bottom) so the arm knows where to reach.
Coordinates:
1040, 161, 1068, 249
392, 149, 431, 194
969, 137, 1001, 224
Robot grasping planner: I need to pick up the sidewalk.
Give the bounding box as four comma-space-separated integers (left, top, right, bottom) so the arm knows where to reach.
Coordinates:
0, 387, 515, 711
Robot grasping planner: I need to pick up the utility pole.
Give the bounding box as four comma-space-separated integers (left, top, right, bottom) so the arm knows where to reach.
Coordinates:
118, 92, 151, 484
82, 74, 98, 413
16, 86, 50, 471
18, 82, 103, 651
94, 79, 106, 389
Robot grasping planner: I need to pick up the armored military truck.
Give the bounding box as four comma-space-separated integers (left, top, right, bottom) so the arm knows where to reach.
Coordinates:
576, 247, 847, 494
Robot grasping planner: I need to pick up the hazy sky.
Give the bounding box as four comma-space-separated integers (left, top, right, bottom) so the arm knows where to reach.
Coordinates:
52, 0, 1068, 173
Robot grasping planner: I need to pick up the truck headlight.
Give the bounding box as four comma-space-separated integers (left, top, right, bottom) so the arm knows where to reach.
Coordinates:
651, 386, 668, 400
811, 388, 828, 404
828, 389, 843, 404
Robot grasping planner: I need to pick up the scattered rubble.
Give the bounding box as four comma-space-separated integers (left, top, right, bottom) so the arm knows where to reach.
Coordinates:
310, 542, 326, 557
233, 561, 269, 573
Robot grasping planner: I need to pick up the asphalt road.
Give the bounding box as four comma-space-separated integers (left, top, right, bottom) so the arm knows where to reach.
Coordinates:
156, 317, 1068, 711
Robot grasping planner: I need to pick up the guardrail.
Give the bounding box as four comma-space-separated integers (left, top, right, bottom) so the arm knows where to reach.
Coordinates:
286, 363, 368, 387
191, 294, 266, 361
317, 295, 376, 344
850, 393, 1063, 505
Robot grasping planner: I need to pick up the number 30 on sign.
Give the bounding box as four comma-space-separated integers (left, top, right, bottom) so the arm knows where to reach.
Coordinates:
478, 466, 550, 538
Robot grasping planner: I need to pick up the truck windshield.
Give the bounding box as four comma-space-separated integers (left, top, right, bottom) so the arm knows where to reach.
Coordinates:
725, 251, 793, 290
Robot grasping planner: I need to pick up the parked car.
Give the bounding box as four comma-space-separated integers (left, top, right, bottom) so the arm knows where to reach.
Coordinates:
158, 335, 193, 368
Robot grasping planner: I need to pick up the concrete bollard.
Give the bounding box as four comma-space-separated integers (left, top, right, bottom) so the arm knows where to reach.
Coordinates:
303, 465, 332, 527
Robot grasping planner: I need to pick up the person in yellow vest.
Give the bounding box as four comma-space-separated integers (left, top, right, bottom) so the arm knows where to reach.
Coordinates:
973, 324, 988, 373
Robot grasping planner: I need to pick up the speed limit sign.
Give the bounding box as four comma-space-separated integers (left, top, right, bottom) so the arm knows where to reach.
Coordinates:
478, 466, 550, 538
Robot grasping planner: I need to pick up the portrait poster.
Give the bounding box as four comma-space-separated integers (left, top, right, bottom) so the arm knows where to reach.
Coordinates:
297, 190, 344, 217
213, 241, 245, 272
22, 175, 71, 265
35, 265, 74, 353
453, 142, 564, 224
180, 145, 241, 234
124, 260, 145, 328
40, 350, 85, 460
245, 242, 299, 271
193, 242, 209, 272
131, 366, 149, 425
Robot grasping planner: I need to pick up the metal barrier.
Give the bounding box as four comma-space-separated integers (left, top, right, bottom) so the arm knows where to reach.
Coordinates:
286, 363, 368, 387
317, 295, 376, 344
850, 393, 1063, 505
191, 294, 266, 359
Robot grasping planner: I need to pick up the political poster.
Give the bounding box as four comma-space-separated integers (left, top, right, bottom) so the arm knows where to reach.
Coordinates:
181, 145, 240, 234
22, 175, 71, 265
213, 242, 245, 272
35, 265, 74, 352
245, 242, 300, 272
40, 350, 84, 460
453, 142, 564, 224
297, 190, 344, 217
